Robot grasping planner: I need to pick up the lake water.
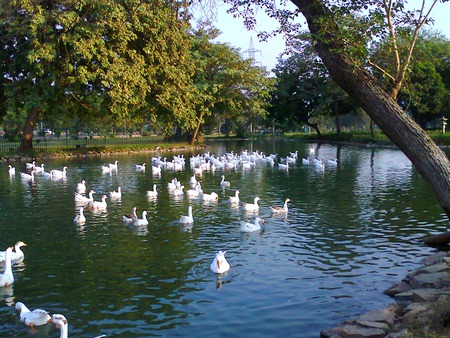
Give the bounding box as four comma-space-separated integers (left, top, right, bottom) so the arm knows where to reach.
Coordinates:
0, 139, 448, 337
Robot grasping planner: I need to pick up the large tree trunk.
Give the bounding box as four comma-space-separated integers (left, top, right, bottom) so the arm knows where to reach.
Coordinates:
19, 108, 40, 152
292, 0, 450, 220
190, 110, 205, 145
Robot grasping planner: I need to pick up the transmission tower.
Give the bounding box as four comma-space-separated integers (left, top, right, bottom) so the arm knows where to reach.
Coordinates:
242, 37, 263, 67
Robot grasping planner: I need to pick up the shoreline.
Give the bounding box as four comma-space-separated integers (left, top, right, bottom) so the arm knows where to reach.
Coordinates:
320, 250, 450, 337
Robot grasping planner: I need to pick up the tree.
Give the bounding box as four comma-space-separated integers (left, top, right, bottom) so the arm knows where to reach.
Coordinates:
0, 0, 195, 151
189, 23, 274, 143
223, 0, 450, 225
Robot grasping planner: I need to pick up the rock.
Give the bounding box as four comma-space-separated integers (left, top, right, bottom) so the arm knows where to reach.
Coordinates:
357, 306, 397, 326
409, 271, 450, 289
423, 232, 450, 245
384, 281, 412, 296
355, 320, 390, 331
412, 289, 450, 302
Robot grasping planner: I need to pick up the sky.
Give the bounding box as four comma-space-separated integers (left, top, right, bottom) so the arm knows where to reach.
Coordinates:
200, 1, 450, 73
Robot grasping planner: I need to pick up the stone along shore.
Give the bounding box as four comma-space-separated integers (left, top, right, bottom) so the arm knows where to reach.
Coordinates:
321, 251, 450, 337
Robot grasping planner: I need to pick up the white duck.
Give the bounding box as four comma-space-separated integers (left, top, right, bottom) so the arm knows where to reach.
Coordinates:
123, 207, 138, 223
186, 183, 202, 198
146, 184, 158, 198
270, 198, 291, 214
240, 217, 264, 232
0, 247, 14, 287
15, 302, 51, 328
278, 162, 289, 171
179, 205, 194, 224
220, 175, 231, 188
202, 192, 218, 202
51, 166, 67, 178
51, 314, 69, 338
152, 164, 161, 175
92, 195, 108, 210
20, 170, 34, 181
189, 175, 197, 187
109, 160, 118, 171
8, 165, 15, 175
135, 163, 146, 171
0, 241, 27, 262
73, 207, 86, 224
25, 161, 36, 169
243, 196, 261, 211
109, 187, 122, 199
34, 163, 45, 173
74, 190, 95, 205
133, 211, 149, 226
210, 250, 230, 274
228, 190, 240, 204
101, 165, 112, 173
76, 180, 87, 193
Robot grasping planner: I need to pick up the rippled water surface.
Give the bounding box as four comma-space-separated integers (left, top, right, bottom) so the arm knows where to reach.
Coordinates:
0, 140, 447, 337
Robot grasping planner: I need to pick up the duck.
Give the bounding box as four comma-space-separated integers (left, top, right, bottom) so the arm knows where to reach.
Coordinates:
179, 205, 194, 224
327, 158, 338, 166
278, 162, 289, 171
92, 195, 107, 210
135, 163, 146, 171
202, 192, 218, 202
133, 211, 149, 226
8, 165, 15, 175
186, 183, 202, 198
101, 165, 112, 173
0, 247, 14, 287
51, 314, 69, 338
302, 158, 310, 165
270, 198, 291, 214
34, 163, 45, 173
220, 175, 231, 188
0, 241, 27, 262
109, 160, 118, 171
51, 166, 67, 178
109, 187, 122, 199
15, 302, 51, 328
74, 190, 95, 205
123, 207, 137, 223
210, 250, 230, 274
172, 185, 184, 197
228, 190, 240, 204
25, 160, 36, 169
146, 184, 158, 198
20, 170, 34, 181
240, 217, 264, 232
152, 164, 161, 175
189, 175, 197, 186
76, 180, 86, 193
73, 207, 86, 224
243, 196, 261, 211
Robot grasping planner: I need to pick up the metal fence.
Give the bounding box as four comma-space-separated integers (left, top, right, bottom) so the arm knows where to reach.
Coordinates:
0, 135, 176, 152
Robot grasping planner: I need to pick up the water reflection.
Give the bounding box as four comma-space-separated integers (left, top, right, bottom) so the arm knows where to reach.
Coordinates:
0, 141, 447, 337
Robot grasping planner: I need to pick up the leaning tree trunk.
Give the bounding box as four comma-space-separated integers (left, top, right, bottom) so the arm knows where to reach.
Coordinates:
19, 108, 41, 152
293, 0, 450, 221
190, 110, 205, 146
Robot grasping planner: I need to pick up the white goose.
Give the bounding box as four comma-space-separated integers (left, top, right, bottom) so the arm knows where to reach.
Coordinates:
146, 184, 158, 198
133, 211, 149, 226
135, 163, 146, 171
243, 196, 261, 212
179, 205, 194, 224
278, 162, 289, 171
101, 165, 112, 173
210, 250, 230, 274
15, 302, 51, 328
25, 161, 36, 169
74, 190, 95, 205
189, 175, 197, 186
186, 183, 202, 198
109, 160, 118, 171
51, 314, 69, 338
228, 190, 240, 204
109, 187, 122, 199
34, 163, 45, 173
76, 180, 87, 193
270, 198, 291, 214
73, 207, 86, 224
240, 217, 264, 232
92, 195, 108, 210
20, 170, 34, 181
123, 207, 138, 223
220, 175, 231, 188
51, 166, 67, 178
8, 165, 15, 176
0, 241, 27, 262
202, 192, 218, 202
0, 247, 14, 287
152, 164, 161, 175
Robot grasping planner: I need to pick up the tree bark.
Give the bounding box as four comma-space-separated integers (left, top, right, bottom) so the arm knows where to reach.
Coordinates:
19, 108, 41, 152
190, 110, 205, 145
292, 0, 450, 219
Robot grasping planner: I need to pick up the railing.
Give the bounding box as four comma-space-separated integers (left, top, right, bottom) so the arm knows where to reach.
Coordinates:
0, 135, 181, 152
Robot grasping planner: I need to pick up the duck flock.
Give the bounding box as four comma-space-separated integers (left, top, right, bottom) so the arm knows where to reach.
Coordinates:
2, 145, 339, 337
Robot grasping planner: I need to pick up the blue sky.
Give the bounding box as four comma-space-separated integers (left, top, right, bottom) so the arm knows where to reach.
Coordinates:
207, 1, 450, 73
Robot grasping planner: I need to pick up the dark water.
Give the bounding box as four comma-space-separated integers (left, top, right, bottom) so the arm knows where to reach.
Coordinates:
0, 140, 447, 337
